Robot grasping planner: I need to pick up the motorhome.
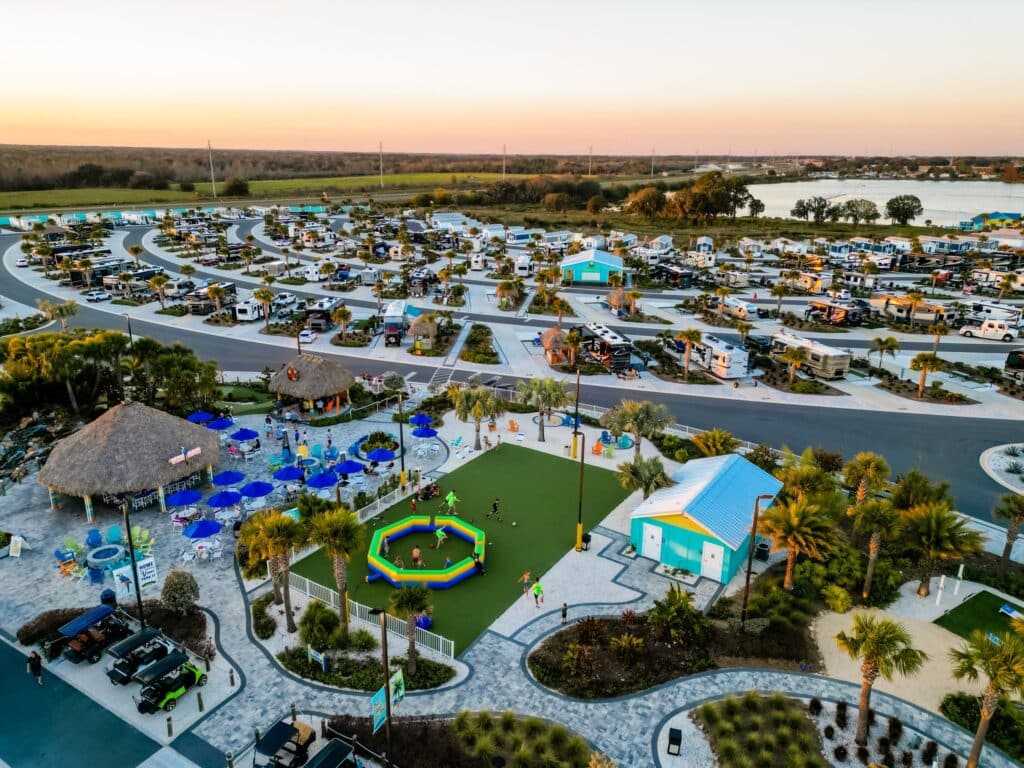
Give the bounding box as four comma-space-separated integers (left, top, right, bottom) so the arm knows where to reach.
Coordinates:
303, 259, 338, 282
784, 271, 832, 294
514, 255, 535, 277
971, 269, 1024, 292
1003, 349, 1024, 382
722, 297, 758, 320
382, 300, 408, 345
306, 297, 345, 332
255, 260, 290, 277
470, 253, 490, 271
681, 250, 716, 269
959, 319, 1017, 342
233, 298, 265, 323
354, 267, 381, 285
667, 333, 749, 379
165, 279, 199, 299
716, 270, 750, 288
573, 323, 633, 373
770, 330, 851, 380
184, 283, 237, 315
966, 302, 1023, 328
868, 295, 954, 325
805, 300, 863, 327
651, 263, 694, 288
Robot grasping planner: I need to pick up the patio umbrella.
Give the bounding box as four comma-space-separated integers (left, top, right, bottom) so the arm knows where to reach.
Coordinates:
306, 471, 339, 489
412, 427, 438, 439
165, 489, 202, 507
207, 490, 243, 508
182, 519, 223, 539
273, 465, 305, 482
212, 470, 245, 487
408, 413, 433, 426
206, 417, 235, 431
230, 427, 260, 442
186, 410, 214, 424
334, 459, 365, 475
239, 481, 274, 498
366, 448, 396, 463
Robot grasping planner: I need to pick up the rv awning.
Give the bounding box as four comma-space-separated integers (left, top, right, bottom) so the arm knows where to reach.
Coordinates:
59, 605, 114, 637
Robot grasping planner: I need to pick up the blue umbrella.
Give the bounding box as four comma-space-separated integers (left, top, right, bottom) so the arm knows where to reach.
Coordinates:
206, 417, 234, 431
306, 472, 339, 489
165, 489, 202, 507
187, 410, 214, 424
366, 448, 396, 462
207, 490, 242, 508
273, 465, 306, 482
182, 519, 223, 539
212, 470, 245, 487
239, 481, 274, 498
334, 460, 365, 475
408, 413, 433, 426
230, 427, 260, 441
412, 427, 438, 439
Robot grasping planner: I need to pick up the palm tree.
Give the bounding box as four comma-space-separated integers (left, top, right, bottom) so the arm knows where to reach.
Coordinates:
993, 493, 1024, 568
771, 283, 789, 316
253, 287, 274, 332
564, 329, 583, 368
775, 463, 833, 503
37, 299, 78, 332
625, 289, 643, 317
929, 321, 950, 353
207, 284, 226, 314
550, 297, 573, 326
674, 328, 702, 380
850, 499, 901, 600
180, 264, 196, 281
843, 452, 890, 506
616, 400, 672, 460
691, 428, 738, 457
496, 279, 519, 310
516, 378, 570, 442
780, 346, 808, 384
868, 336, 900, 373
607, 272, 623, 288
902, 501, 983, 596
757, 498, 836, 589
308, 507, 365, 633
332, 306, 353, 341
909, 352, 943, 399
734, 321, 754, 344
714, 286, 731, 314
905, 289, 925, 328
390, 585, 432, 674
448, 385, 506, 451
617, 456, 671, 499
148, 274, 170, 309
835, 614, 928, 746
998, 272, 1017, 301
949, 631, 1024, 768
127, 244, 144, 268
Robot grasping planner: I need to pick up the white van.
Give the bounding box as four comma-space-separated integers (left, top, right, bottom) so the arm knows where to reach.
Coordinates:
470, 253, 489, 271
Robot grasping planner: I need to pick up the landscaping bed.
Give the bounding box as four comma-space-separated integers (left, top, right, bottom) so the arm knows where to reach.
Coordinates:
459, 323, 500, 364
758, 365, 845, 396
407, 324, 461, 357
875, 376, 976, 405
276, 646, 455, 691
941, 692, 1024, 764
778, 311, 849, 333
0, 314, 47, 335
155, 305, 187, 317
202, 310, 237, 327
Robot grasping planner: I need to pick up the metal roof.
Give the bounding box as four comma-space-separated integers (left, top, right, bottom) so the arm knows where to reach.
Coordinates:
630, 454, 782, 550
59, 605, 114, 637
560, 249, 622, 270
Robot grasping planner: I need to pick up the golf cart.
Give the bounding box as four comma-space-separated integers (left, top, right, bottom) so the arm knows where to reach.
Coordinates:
253, 720, 317, 767
304, 740, 357, 768
105, 627, 170, 685
59, 605, 131, 664
134, 650, 207, 713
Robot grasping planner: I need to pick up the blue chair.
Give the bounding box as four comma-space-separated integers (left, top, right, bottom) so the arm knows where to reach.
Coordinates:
107, 525, 123, 546
85, 529, 103, 549
311, 444, 324, 460
88, 568, 105, 585
617, 434, 634, 450
54, 548, 73, 563
325, 446, 340, 462
599, 430, 612, 445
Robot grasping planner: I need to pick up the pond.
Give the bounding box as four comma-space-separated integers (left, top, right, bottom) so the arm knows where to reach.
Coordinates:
747, 179, 1024, 226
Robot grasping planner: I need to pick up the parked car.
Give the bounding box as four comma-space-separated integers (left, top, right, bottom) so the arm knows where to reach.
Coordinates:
134, 651, 207, 713
274, 292, 297, 307
62, 616, 131, 664
105, 627, 170, 685
15, 257, 29, 267
298, 329, 317, 344
85, 290, 113, 302
743, 335, 773, 354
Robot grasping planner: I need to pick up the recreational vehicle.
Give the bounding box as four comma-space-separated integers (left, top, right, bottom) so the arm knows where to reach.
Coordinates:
164, 279, 200, 299
966, 303, 1023, 328
303, 259, 338, 282
470, 253, 490, 271
868, 295, 953, 325
184, 283, 237, 315
667, 333, 749, 379
681, 251, 716, 269
233, 298, 265, 323
784, 271, 833, 294
1003, 349, 1024, 383
514, 255, 535, 277
770, 330, 850, 380
722, 297, 758, 320
573, 323, 632, 373
383, 300, 408, 346
805, 300, 863, 327
650, 264, 694, 288
306, 297, 345, 332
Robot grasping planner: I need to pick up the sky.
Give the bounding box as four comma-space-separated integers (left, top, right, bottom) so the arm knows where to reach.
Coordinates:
2, 0, 1022, 156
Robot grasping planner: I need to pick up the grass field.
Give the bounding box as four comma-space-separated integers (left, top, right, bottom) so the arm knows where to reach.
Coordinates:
291, 444, 629, 654
934, 590, 1024, 640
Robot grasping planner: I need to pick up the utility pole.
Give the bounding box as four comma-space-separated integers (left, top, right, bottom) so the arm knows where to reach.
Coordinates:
588, 145, 593, 176
572, 369, 585, 551
502, 144, 506, 180
379, 141, 384, 189
650, 147, 655, 177
207, 140, 217, 198
740, 494, 775, 628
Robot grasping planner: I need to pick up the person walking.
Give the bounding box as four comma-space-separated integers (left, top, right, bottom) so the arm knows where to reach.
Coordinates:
26, 651, 43, 686
561, 602, 568, 624
531, 578, 544, 608
517, 570, 532, 595
444, 490, 460, 515
472, 551, 486, 574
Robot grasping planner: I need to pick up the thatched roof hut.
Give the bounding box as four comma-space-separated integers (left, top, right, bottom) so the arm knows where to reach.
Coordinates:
409, 314, 438, 339
38, 401, 220, 497
539, 327, 565, 351
268, 354, 356, 402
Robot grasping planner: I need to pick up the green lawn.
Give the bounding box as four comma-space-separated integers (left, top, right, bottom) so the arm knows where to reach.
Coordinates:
935, 590, 1024, 640
216, 384, 275, 415
291, 444, 629, 654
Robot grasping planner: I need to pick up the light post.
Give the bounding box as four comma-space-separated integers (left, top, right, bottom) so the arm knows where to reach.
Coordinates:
122, 313, 135, 353
740, 494, 775, 629
368, 608, 393, 768
121, 502, 146, 628
572, 369, 585, 551
397, 391, 406, 490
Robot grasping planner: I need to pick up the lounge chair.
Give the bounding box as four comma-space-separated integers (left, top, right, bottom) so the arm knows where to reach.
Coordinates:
107, 525, 123, 546
667, 727, 682, 756
599, 430, 612, 445
450, 436, 463, 448
85, 529, 102, 549
617, 434, 634, 450
63, 538, 83, 557
311, 444, 324, 460
591, 441, 604, 456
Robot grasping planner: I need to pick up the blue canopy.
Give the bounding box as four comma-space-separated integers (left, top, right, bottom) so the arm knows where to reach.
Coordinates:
366, 448, 396, 462
239, 481, 274, 498
306, 471, 339, 489
187, 410, 214, 424
165, 489, 202, 507
408, 413, 433, 426
206, 417, 234, 431
212, 470, 245, 487
183, 519, 223, 539
59, 605, 114, 637
412, 427, 438, 439
206, 490, 242, 508
334, 460, 365, 475
230, 428, 260, 441
273, 466, 305, 482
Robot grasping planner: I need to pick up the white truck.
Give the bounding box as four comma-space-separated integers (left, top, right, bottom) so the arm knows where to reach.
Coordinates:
966, 302, 1022, 329
959, 319, 1017, 342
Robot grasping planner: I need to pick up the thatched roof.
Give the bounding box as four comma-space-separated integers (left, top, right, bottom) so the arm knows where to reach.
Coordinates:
409, 314, 437, 339
540, 327, 565, 351
268, 354, 355, 401
38, 401, 220, 497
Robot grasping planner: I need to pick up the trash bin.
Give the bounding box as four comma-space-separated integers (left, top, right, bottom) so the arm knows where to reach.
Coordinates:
563, 445, 570, 457
581, 533, 591, 551
100, 587, 117, 607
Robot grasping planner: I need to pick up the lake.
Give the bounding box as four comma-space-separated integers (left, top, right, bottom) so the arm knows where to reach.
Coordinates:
746, 179, 1024, 227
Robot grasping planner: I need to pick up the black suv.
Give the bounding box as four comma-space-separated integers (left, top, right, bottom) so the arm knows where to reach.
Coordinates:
743, 335, 773, 354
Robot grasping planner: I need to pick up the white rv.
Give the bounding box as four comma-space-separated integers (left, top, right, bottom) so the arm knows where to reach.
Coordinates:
693, 334, 749, 379
514, 255, 535, 277
233, 298, 265, 323
966, 302, 1023, 328
470, 253, 490, 271
770, 330, 850, 380
682, 250, 716, 269
722, 296, 758, 320
303, 259, 338, 282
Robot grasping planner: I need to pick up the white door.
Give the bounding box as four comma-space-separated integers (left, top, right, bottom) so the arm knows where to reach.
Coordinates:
641, 523, 663, 561
700, 541, 725, 582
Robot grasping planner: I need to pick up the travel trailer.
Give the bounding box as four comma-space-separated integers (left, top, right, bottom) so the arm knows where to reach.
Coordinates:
770, 330, 850, 380
383, 300, 408, 345
966, 302, 1023, 328
233, 298, 265, 323
572, 323, 633, 373
681, 251, 716, 269
184, 283, 237, 315
306, 297, 345, 332
667, 333, 749, 379
303, 259, 338, 282
470, 253, 490, 271
868, 295, 954, 325
721, 297, 758, 320
805, 300, 863, 327
514, 255, 535, 277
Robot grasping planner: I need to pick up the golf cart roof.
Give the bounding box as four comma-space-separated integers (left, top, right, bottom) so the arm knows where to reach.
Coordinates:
132, 650, 188, 684
256, 721, 299, 756
106, 627, 161, 659
305, 740, 355, 767
59, 605, 114, 637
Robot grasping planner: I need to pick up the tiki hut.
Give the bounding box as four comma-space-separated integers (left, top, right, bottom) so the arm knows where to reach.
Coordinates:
540, 327, 566, 365
38, 401, 220, 520
268, 354, 356, 418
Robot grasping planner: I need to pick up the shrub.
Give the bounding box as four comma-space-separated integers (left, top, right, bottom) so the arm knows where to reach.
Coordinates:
921, 741, 938, 764
856, 745, 870, 764
1004, 445, 1022, 457
792, 380, 824, 395
942, 755, 959, 768
746, 443, 780, 472
17, 608, 87, 649
707, 595, 734, 620
300, 600, 339, 651
348, 628, 378, 652
743, 690, 762, 711
610, 632, 644, 663
1006, 461, 1024, 475
808, 697, 823, 717
251, 592, 278, 639
161, 570, 200, 614
878, 735, 890, 753
888, 716, 903, 744
823, 725, 835, 740
718, 738, 740, 762
882, 753, 896, 768
700, 703, 719, 727
833, 745, 848, 762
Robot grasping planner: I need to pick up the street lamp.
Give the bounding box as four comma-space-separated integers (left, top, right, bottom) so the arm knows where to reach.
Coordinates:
740, 494, 775, 629
572, 369, 586, 552
368, 608, 393, 768
122, 313, 135, 353
396, 391, 406, 490
120, 502, 146, 628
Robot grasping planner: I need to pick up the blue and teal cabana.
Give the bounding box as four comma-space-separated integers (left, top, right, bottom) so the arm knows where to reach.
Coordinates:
560, 249, 623, 285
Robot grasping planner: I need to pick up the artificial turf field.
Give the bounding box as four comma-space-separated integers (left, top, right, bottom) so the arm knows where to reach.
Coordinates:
934, 590, 1024, 640
291, 444, 630, 653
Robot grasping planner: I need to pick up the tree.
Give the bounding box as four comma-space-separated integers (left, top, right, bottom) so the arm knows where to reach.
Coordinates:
541, 192, 571, 212
844, 452, 890, 506
757, 499, 836, 589
885, 195, 923, 225
625, 290, 642, 317
929, 321, 950, 353
993, 493, 1024, 568
673, 328, 702, 380
850, 499, 900, 600
239, 511, 306, 631
390, 585, 432, 674
161, 570, 200, 614
37, 299, 78, 332
835, 614, 928, 746
949, 631, 1024, 768
148, 274, 169, 309
771, 283, 789, 316
748, 198, 765, 218
223, 177, 250, 196
253, 287, 274, 332
714, 286, 730, 314
905, 290, 926, 328
332, 305, 353, 341
615, 400, 672, 459
624, 186, 666, 219
842, 199, 880, 226
586, 195, 605, 214
780, 346, 808, 384
691, 428, 739, 457
127, 244, 144, 268
617, 456, 671, 499
790, 199, 810, 221
448, 385, 506, 451
516, 378, 570, 442
550, 297, 573, 326
998, 272, 1017, 300
909, 352, 943, 399
891, 469, 952, 511
564, 329, 582, 368
902, 501, 983, 596
207, 284, 226, 314
308, 507, 365, 634
869, 336, 900, 373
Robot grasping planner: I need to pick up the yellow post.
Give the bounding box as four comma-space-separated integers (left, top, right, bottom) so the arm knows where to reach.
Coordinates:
400, 470, 407, 491
571, 432, 578, 460
575, 522, 584, 552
